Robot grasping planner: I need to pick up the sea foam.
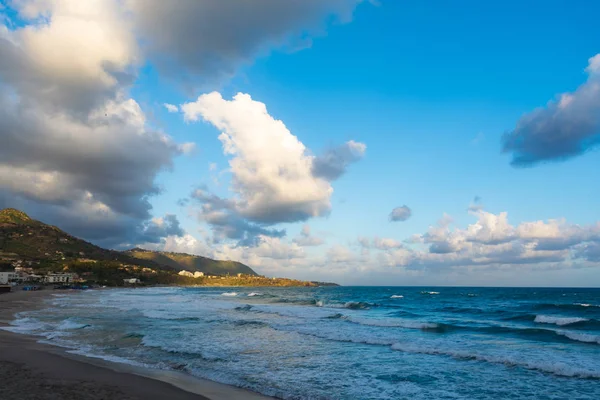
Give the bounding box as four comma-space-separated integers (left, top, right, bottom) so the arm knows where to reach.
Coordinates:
534, 315, 588, 326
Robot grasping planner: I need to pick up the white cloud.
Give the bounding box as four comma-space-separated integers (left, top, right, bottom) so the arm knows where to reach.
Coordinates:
164, 103, 179, 113
183, 92, 364, 226
377, 209, 600, 270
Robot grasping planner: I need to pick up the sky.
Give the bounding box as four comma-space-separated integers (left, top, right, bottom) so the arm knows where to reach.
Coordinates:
1, 0, 600, 286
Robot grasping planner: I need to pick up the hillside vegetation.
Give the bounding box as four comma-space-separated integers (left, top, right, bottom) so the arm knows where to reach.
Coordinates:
125, 248, 258, 276
0, 208, 336, 287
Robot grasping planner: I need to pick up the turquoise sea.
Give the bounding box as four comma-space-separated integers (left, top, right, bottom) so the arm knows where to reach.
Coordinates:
5, 286, 600, 399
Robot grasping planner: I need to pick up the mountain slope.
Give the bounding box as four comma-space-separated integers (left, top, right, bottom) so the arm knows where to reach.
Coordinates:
0, 208, 256, 276
0, 208, 167, 270
125, 248, 258, 276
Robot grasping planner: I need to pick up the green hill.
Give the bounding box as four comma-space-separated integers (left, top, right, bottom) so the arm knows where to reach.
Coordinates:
125, 248, 258, 276
0, 208, 256, 276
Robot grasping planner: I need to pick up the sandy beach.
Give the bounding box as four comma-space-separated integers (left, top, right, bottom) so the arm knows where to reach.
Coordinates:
0, 289, 273, 400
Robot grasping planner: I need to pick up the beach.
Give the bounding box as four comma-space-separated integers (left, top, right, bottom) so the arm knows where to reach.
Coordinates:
0, 289, 272, 400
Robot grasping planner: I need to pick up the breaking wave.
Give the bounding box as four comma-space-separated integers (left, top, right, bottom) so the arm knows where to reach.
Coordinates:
534, 315, 589, 326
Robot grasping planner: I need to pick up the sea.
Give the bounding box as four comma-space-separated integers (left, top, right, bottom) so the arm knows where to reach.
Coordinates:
4, 286, 600, 399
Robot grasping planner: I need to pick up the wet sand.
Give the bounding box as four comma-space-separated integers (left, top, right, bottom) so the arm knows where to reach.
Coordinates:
0, 289, 273, 400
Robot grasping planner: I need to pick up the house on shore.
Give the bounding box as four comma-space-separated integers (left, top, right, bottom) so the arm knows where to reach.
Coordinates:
44, 273, 75, 284
0, 271, 18, 284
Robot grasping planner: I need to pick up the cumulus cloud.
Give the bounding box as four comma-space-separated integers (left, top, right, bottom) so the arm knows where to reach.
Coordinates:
127, 0, 365, 85
183, 92, 334, 223
312, 140, 366, 180
389, 205, 412, 222
182, 92, 365, 244
0, 0, 184, 247
293, 225, 325, 247
503, 54, 600, 166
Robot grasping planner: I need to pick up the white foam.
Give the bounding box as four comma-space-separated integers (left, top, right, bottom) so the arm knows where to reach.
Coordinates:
221, 292, 238, 297
247, 292, 262, 297
575, 303, 599, 308
421, 291, 440, 295
1, 317, 48, 334
390, 295, 404, 299
57, 319, 90, 330
557, 331, 600, 345
534, 315, 588, 326
67, 348, 150, 368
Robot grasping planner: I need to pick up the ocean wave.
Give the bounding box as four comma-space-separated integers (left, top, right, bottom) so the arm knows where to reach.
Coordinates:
271, 297, 319, 306
314, 300, 378, 309
57, 319, 91, 330
390, 295, 404, 299
420, 291, 440, 295
247, 292, 263, 297
234, 320, 269, 328
344, 301, 376, 310
234, 304, 254, 311
534, 315, 589, 326
1, 317, 49, 334
557, 331, 600, 345
67, 348, 150, 368
575, 303, 600, 308
142, 310, 200, 321
389, 343, 600, 380
324, 313, 345, 319
221, 292, 238, 297
532, 302, 600, 312
346, 317, 440, 330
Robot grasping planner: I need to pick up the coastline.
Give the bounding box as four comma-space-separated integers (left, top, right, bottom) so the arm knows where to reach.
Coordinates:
0, 289, 274, 400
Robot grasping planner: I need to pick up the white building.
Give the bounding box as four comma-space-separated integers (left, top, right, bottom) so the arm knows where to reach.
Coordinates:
0, 272, 18, 284
178, 270, 204, 278
44, 273, 74, 284
123, 278, 141, 284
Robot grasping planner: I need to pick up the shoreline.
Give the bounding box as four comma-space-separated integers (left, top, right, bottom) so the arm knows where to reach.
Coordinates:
0, 289, 274, 400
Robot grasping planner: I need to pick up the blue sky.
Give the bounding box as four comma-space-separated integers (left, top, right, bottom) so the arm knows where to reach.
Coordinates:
1, 0, 600, 286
